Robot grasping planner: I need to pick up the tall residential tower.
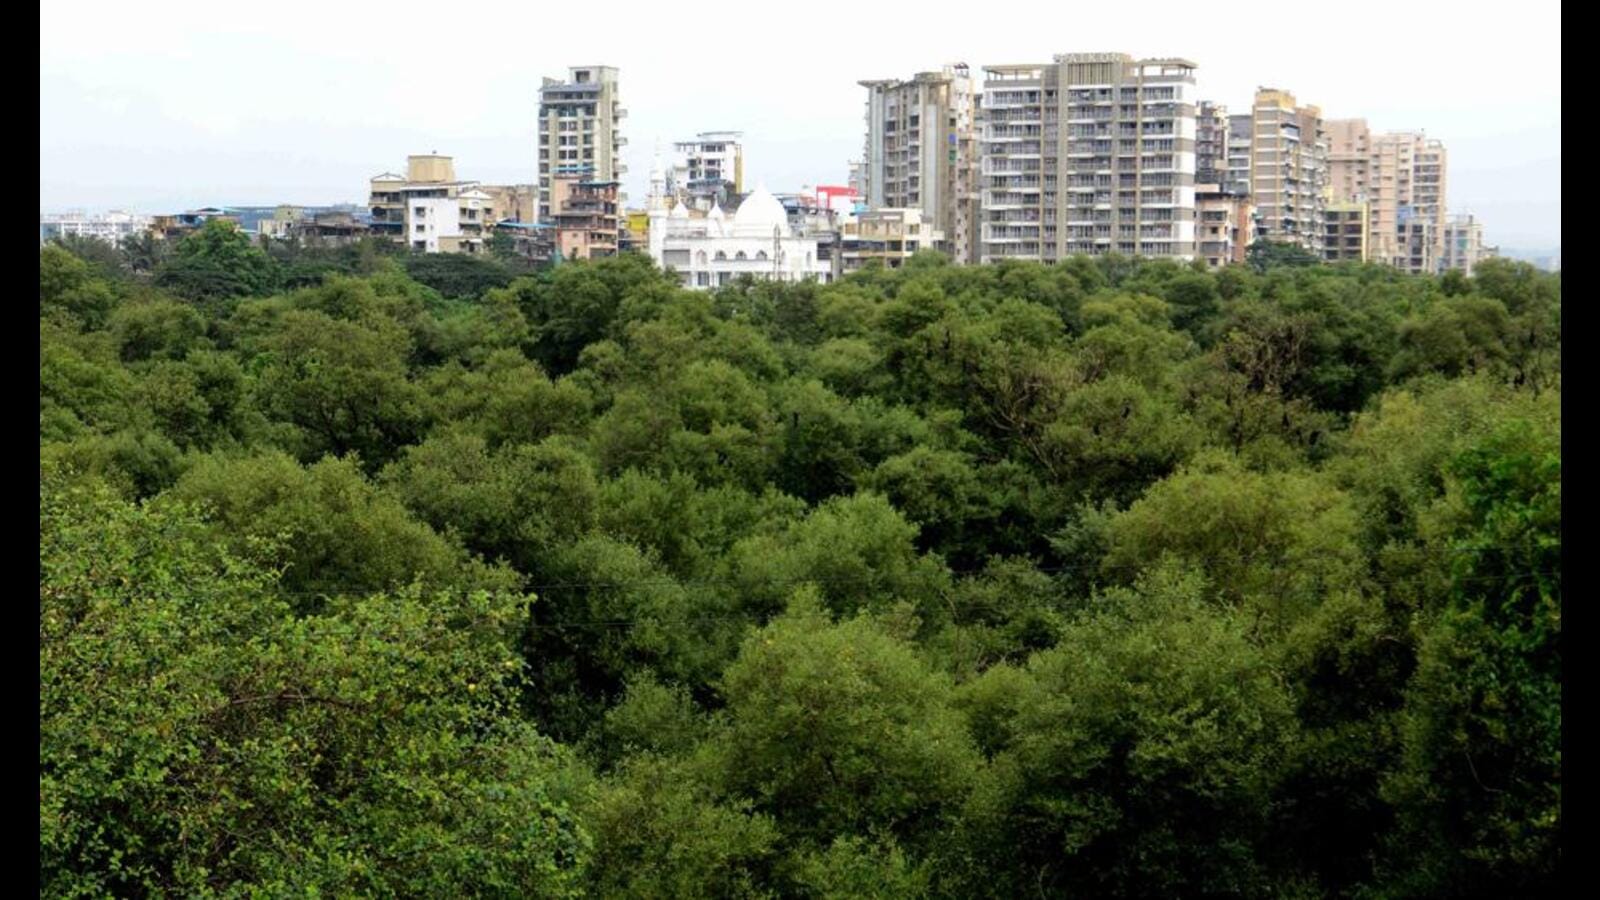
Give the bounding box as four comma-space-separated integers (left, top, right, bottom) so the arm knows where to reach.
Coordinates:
859, 64, 981, 263
1248, 87, 1327, 254
537, 66, 627, 220
1327, 120, 1448, 274
979, 53, 1198, 263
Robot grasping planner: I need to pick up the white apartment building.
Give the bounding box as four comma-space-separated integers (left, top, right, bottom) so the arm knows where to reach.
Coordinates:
979, 53, 1198, 263
670, 131, 743, 209
1439, 213, 1492, 276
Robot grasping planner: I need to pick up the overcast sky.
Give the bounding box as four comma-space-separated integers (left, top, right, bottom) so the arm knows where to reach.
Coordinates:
40, 0, 1561, 250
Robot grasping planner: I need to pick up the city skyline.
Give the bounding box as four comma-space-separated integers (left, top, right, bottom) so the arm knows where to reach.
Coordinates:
40, 0, 1561, 250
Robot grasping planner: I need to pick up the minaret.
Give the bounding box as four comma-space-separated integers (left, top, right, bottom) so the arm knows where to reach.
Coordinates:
647, 141, 668, 263
647, 141, 668, 210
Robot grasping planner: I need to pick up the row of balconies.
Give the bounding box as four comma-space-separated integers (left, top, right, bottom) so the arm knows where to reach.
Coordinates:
985, 142, 1042, 156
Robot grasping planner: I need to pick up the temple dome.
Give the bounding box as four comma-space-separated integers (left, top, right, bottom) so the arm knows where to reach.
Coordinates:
731, 183, 788, 236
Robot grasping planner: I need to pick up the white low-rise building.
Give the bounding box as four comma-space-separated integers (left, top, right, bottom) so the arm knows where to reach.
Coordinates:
646, 161, 832, 290
40, 210, 152, 246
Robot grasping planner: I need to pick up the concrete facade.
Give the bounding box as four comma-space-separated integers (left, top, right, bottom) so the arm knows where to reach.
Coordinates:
1323, 201, 1370, 263
1195, 184, 1254, 268
859, 64, 981, 263
979, 53, 1198, 263
367, 155, 496, 254
1327, 121, 1449, 274
671, 132, 744, 209
1440, 213, 1492, 276
839, 207, 944, 273
550, 178, 621, 260
1196, 101, 1230, 188
537, 66, 626, 221
1249, 88, 1328, 254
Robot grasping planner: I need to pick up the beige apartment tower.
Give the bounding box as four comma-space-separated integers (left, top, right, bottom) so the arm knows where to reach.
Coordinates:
1327, 120, 1448, 274
537, 66, 627, 221
979, 53, 1198, 263
1249, 88, 1327, 254
859, 65, 981, 263
1326, 119, 1371, 204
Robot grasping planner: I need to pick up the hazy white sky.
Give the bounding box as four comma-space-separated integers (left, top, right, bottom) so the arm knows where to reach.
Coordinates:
40, 0, 1561, 249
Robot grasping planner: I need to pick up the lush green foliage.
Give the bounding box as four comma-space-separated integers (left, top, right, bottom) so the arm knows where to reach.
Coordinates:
40, 243, 1560, 896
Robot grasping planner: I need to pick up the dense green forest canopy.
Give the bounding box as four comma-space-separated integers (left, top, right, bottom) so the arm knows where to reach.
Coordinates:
41, 223, 1560, 896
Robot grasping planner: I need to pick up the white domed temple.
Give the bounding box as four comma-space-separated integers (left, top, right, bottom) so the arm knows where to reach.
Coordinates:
646, 161, 833, 290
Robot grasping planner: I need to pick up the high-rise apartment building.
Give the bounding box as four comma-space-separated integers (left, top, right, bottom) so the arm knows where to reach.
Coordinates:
859, 64, 981, 263
1196, 101, 1230, 187
1404, 137, 1448, 274
1440, 213, 1491, 276
979, 53, 1198, 263
670, 131, 743, 209
1225, 114, 1254, 198
1327, 121, 1448, 274
1249, 88, 1327, 254
1326, 119, 1371, 203
537, 66, 626, 221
